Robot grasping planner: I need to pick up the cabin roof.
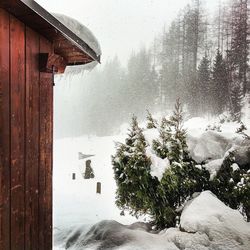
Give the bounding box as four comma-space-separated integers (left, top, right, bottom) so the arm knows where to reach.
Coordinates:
0, 0, 101, 65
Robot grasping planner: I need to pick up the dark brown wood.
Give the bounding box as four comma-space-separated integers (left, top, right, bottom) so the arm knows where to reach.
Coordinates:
39, 53, 67, 74
1, 2, 99, 249
10, 15, 25, 250
25, 26, 40, 250
0, 8, 10, 250
39, 36, 53, 250
0, 0, 100, 63
96, 182, 101, 194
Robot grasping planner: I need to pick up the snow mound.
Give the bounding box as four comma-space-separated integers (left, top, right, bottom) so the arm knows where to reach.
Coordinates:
180, 191, 250, 250
203, 158, 224, 180
54, 192, 250, 250
53, 14, 101, 74
187, 130, 242, 162
59, 220, 177, 250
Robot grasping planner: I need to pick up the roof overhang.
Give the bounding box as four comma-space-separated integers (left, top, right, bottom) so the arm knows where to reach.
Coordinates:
0, 0, 101, 66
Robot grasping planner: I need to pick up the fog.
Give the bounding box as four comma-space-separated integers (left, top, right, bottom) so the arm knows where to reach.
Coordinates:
36, 0, 218, 65
35, 0, 246, 138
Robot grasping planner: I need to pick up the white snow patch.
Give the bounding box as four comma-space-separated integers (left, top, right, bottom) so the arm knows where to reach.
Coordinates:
54, 191, 250, 250
203, 158, 224, 180
231, 163, 240, 171
143, 128, 159, 145
180, 191, 250, 249
146, 147, 170, 180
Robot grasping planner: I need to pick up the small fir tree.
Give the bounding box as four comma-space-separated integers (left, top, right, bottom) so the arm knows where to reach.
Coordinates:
146, 110, 158, 129
112, 116, 158, 218
230, 81, 243, 122
212, 50, 229, 115
197, 54, 211, 115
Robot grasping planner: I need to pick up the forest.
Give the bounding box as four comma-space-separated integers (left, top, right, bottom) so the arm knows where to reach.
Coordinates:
55, 0, 250, 137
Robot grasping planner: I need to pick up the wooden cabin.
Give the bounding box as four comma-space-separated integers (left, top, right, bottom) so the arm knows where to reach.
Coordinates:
0, 0, 100, 249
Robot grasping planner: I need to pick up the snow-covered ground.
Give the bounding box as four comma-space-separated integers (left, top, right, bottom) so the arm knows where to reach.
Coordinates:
53, 113, 250, 249
54, 191, 250, 249
53, 134, 139, 229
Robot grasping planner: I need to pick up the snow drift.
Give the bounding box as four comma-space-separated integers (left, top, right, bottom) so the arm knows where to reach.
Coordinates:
54, 191, 250, 250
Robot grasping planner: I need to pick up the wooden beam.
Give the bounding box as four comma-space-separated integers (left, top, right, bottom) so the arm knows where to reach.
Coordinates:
39, 53, 67, 74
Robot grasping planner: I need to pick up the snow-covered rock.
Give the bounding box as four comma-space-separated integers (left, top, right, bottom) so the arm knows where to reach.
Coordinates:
180, 191, 250, 250
203, 158, 224, 180
54, 191, 250, 250
187, 131, 236, 162
232, 145, 250, 168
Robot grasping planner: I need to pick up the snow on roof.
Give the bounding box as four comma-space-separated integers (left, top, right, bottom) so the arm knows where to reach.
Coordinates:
54, 14, 101, 57
53, 13, 102, 74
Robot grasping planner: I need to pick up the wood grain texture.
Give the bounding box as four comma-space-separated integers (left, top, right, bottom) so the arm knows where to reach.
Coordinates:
39, 35, 53, 250
10, 14, 25, 250
0, 9, 54, 250
0, 8, 10, 250
25, 26, 40, 250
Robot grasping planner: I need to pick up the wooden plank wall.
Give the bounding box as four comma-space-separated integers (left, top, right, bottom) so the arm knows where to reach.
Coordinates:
0, 9, 53, 250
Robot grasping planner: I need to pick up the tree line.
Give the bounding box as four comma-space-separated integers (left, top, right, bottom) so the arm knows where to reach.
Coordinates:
55, 0, 250, 138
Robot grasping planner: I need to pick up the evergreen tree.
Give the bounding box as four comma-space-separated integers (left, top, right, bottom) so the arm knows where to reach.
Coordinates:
112, 116, 158, 218
229, 0, 249, 95
152, 117, 172, 159
113, 103, 210, 229
146, 110, 158, 129
230, 81, 243, 121
159, 100, 209, 212
212, 50, 229, 115
197, 54, 211, 115
211, 152, 250, 221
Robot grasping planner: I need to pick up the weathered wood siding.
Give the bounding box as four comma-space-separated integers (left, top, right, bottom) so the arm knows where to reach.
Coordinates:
0, 8, 53, 250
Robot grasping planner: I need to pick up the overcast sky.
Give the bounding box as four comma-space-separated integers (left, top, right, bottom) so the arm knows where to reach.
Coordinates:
36, 0, 219, 65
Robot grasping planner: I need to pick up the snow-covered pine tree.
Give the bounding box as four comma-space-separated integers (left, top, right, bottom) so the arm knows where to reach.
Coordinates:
230, 80, 243, 122
212, 50, 229, 115
197, 54, 211, 115
160, 100, 209, 209
168, 99, 190, 163
211, 151, 250, 222
152, 100, 210, 227
146, 110, 158, 129
112, 116, 157, 218
152, 117, 172, 159
229, 0, 249, 95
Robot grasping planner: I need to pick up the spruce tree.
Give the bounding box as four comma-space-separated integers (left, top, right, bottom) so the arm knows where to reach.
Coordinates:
152, 117, 172, 159
229, 0, 249, 95
230, 81, 243, 122
160, 100, 209, 212
146, 110, 158, 129
212, 50, 229, 115
211, 151, 250, 221
112, 116, 157, 218
197, 54, 211, 115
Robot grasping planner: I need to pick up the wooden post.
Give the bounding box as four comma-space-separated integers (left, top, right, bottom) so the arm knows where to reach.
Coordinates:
96, 182, 101, 194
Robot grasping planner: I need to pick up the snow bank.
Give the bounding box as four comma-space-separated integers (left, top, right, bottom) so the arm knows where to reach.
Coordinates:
53, 14, 101, 74
180, 191, 250, 250
54, 191, 250, 250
